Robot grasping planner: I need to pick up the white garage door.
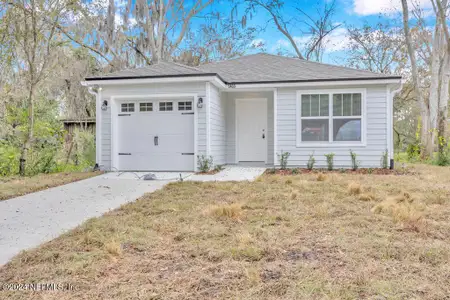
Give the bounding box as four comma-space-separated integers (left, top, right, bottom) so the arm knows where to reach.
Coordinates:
117, 98, 195, 171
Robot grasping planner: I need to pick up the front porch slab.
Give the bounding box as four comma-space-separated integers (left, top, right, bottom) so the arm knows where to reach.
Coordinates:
188, 165, 266, 182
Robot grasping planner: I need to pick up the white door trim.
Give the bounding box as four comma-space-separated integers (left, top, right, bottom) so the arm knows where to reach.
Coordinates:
235, 98, 268, 164
110, 93, 198, 171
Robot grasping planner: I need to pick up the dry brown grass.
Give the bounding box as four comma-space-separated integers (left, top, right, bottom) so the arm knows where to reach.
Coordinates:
358, 192, 376, 201
1, 164, 450, 299
316, 173, 327, 181
104, 241, 122, 257
347, 182, 362, 195
371, 192, 426, 232
0, 171, 102, 201
208, 203, 243, 219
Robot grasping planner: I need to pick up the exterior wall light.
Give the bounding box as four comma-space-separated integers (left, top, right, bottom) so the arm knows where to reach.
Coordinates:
197, 97, 203, 108
101, 100, 108, 111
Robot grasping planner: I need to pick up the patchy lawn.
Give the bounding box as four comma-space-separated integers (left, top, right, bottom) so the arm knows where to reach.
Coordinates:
1, 164, 450, 299
0, 172, 102, 201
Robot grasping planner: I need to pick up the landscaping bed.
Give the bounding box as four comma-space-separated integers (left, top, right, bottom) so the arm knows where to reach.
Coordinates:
265, 167, 414, 176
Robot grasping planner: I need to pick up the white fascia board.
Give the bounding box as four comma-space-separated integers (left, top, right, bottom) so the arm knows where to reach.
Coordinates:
230, 79, 402, 89
82, 76, 401, 90
82, 76, 222, 86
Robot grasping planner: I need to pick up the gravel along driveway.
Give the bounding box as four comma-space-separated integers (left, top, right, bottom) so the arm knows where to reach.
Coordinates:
0, 172, 190, 266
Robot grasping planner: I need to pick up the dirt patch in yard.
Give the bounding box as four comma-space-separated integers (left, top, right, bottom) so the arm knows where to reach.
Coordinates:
1, 164, 450, 299
0, 171, 102, 201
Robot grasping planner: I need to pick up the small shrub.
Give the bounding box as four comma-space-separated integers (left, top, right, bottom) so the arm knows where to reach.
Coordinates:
0, 141, 19, 176
214, 164, 225, 172
339, 168, 346, 173
292, 168, 299, 174
277, 150, 290, 170
349, 149, 360, 170
285, 179, 292, 184
197, 155, 213, 173
324, 153, 335, 171
307, 152, 316, 170
208, 203, 243, 219
434, 137, 450, 166
348, 182, 362, 195
367, 168, 374, 174
434, 151, 450, 166
381, 149, 389, 169
406, 143, 421, 161
316, 173, 327, 181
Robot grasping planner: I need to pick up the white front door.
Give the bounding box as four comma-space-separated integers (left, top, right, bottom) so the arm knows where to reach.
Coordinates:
236, 99, 267, 162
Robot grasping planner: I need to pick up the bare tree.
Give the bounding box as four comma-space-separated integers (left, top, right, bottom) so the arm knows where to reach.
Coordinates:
176, 12, 257, 65
296, 1, 340, 61
432, 0, 450, 150
347, 23, 404, 74
401, 0, 432, 157
401, 0, 449, 157
242, 0, 339, 61
244, 0, 304, 59
54, 0, 215, 68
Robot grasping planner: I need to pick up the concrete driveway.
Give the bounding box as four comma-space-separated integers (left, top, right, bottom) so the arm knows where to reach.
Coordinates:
0, 172, 190, 266
0, 166, 265, 266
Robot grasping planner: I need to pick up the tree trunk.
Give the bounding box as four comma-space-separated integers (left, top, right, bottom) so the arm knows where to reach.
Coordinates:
401, 0, 433, 158
429, 23, 443, 153
438, 53, 450, 152
19, 84, 35, 176
420, 106, 433, 158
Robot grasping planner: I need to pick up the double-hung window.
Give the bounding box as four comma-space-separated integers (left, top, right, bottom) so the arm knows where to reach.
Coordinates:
297, 89, 364, 146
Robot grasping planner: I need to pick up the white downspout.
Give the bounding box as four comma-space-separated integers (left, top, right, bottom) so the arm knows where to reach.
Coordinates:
389, 81, 403, 167
84, 84, 102, 169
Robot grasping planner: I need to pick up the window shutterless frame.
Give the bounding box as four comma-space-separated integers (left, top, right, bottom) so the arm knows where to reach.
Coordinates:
120, 102, 136, 113
138, 101, 153, 112
296, 88, 367, 147
158, 101, 174, 112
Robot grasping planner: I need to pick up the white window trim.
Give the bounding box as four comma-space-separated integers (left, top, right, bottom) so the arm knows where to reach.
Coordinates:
296, 88, 367, 148
177, 100, 193, 111
138, 101, 154, 113
120, 102, 136, 113
158, 101, 174, 112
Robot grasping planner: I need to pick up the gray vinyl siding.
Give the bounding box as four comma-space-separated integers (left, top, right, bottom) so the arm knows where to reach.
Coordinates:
224, 93, 236, 164
100, 108, 111, 168
225, 91, 274, 164
98, 82, 207, 171
276, 85, 388, 168
209, 85, 226, 165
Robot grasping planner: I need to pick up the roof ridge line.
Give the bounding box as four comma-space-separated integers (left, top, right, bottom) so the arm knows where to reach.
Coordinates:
260, 53, 386, 76
168, 61, 204, 72
198, 53, 263, 67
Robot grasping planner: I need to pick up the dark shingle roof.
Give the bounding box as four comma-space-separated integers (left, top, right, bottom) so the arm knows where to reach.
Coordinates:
86, 53, 401, 83
197, 53, 398, 83
87, 61, 210, 80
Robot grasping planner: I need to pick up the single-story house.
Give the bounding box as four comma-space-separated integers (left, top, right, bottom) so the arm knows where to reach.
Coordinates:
82, 53, 402, 171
